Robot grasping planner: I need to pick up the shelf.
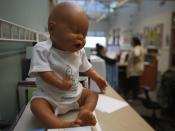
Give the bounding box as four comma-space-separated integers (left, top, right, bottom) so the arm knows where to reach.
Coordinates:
0, 38, 37, 43
0, 19, 47, 43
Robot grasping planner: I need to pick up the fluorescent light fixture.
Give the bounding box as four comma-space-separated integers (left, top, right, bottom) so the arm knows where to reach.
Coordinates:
110, 8, 114, 13
85, 36, 106, 48
95, 14, 107, 23
110, 1, 118, 8
109, 0, 128, 13
117, 0, 129, 7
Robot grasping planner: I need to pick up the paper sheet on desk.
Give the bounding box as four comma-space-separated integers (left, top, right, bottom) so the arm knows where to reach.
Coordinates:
96, 95, 128, 113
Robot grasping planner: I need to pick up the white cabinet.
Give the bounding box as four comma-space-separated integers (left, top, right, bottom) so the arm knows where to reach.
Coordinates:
90, 55, 106, 92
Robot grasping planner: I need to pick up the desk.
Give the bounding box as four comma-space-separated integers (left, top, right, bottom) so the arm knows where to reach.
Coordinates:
118, 61, 157, 91
17, 81, 36, 110
13, 87, 154, 131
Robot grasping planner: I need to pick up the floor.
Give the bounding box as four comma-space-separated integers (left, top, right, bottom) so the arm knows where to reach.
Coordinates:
127, 90, 175, 131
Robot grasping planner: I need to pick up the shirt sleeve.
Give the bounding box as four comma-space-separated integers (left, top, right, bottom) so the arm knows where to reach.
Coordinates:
79, 49, 92, 72
28, 45, 52, 76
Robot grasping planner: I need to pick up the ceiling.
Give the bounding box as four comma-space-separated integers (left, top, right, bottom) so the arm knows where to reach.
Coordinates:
57, 0, 138, 21
56, 0, 175, 21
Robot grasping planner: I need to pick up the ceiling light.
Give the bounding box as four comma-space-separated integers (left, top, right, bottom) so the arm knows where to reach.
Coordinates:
110, 1, 118, 9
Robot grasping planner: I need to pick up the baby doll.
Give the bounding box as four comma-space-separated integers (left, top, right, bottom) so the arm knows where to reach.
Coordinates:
29, 2, 107, 129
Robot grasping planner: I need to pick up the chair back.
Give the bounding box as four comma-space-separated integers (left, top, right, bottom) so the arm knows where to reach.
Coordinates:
157, 69, 175, 118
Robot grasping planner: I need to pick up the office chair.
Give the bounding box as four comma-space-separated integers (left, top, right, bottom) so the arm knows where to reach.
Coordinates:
138, 70, 175, 131
138, 87, 165, 130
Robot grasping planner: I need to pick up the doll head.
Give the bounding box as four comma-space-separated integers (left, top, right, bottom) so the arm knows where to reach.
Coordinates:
48, 2, 89, 52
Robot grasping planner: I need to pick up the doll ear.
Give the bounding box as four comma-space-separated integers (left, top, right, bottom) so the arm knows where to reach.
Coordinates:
48, 21, 56, 36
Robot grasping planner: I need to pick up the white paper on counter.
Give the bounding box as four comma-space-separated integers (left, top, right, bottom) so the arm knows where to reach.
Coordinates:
47, 126, 91, 131
96, 95, 128, 113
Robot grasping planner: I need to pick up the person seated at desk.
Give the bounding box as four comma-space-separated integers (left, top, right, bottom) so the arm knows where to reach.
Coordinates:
96, 43, 120, 90
124, 37, 145, 99
28, 2, 107, 129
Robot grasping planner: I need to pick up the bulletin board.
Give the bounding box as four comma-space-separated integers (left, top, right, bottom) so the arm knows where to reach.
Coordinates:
144, 24, 163, 49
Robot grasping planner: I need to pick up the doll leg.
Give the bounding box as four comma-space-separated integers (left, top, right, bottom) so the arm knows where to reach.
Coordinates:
77, 89, 98, 126
30, 98, 81, 128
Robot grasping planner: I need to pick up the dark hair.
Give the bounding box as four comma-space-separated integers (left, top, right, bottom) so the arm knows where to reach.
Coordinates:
96, 43, 104, 53
132, 37, 141, 46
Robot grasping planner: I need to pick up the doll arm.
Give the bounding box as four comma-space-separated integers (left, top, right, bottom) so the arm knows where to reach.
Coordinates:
38, 71, 72, 91
84, 68, 107, 91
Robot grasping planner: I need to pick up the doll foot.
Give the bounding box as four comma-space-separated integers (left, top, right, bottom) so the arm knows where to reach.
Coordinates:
77, 109, 96, 126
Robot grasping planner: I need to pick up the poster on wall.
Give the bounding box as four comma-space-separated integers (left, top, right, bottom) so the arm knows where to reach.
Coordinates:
144, 24, 163, 49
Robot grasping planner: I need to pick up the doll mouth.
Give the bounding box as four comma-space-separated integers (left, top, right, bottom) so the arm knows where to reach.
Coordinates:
75, 44, 81, 49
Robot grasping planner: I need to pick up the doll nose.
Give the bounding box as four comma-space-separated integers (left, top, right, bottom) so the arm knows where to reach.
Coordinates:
77, 34, 85, 41
75, 39, 85, 49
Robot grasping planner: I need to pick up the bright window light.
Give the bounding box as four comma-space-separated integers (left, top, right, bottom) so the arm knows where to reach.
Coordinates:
85, 36, 106, 48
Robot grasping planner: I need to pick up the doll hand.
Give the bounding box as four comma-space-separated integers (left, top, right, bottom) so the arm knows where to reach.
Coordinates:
96, 77, 107, 92
61, 75, 73, 90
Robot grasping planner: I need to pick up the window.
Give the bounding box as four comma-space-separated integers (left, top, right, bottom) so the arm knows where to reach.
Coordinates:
85, 36, 106, 48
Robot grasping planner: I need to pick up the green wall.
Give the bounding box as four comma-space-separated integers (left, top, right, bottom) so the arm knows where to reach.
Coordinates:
0, 0, 49, 32
0, 0, 49, 121
0, 42, 32, 121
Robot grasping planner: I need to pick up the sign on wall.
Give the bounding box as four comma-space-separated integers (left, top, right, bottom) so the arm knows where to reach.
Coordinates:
143, 24, 164, 49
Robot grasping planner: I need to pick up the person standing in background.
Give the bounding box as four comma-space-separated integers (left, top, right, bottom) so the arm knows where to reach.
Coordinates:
96, 43, 120, 91
125, 37, 145, 99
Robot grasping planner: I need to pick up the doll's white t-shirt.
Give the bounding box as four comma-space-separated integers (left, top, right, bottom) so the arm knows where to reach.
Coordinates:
29, 39, 92, 104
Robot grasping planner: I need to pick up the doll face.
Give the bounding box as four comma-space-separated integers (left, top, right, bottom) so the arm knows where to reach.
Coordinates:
49, 9, 89, 52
